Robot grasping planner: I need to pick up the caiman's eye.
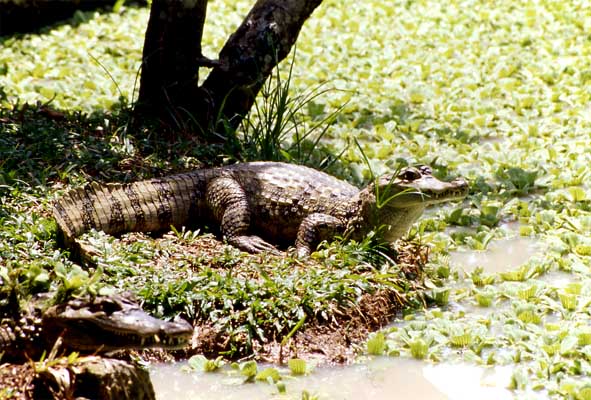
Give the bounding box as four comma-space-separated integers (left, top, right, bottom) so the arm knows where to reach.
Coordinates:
399, 168, 421, 181
98, 299, 122, 314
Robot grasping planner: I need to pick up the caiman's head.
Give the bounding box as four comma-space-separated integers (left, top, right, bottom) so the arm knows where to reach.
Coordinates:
42, 294, 193, 353
358, 165, 469, 241
372, 165, 469, 207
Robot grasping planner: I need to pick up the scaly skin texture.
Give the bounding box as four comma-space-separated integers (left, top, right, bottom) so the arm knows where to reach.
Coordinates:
53, 162, 469, 258
0, 293, 193, 364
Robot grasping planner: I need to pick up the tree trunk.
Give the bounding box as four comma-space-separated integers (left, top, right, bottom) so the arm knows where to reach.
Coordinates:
135, 0, 324, 140
135, 0, 210, 135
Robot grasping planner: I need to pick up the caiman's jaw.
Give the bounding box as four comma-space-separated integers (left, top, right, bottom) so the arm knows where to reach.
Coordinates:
42, 294, 193, 352
375, 165, 469, 208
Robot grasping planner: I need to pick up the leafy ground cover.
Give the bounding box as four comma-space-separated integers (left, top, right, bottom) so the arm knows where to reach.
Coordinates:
1, 0, 591, 398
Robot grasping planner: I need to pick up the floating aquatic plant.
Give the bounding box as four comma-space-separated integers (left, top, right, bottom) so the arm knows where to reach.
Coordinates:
577, 386, 591, 400
449, 331, 473, 348
187, 355, 225, 372
255, 367, 281, 383
500, 265, 533, 282
430, 288, 450, 306
517, 285, 539, 301
516, 309, 541, 325
578, 330, 591, 347
474, 289, 494, 307
288, 358, 308, 376
559, 293, 578, 311
469, 267, 496, 287
565, 282, 582, 295
366, 332, 386, 355
408, 338, 429, 360
3, 0, 591, 397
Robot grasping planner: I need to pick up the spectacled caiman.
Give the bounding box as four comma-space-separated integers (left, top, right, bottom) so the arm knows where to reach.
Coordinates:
0, 292, 193, 364
53, 162, 469, 259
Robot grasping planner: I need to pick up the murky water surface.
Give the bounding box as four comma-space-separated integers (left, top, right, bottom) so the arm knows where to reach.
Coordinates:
450, 235, 539, 274
150, 358, 515, 400
152, 233, 544, 399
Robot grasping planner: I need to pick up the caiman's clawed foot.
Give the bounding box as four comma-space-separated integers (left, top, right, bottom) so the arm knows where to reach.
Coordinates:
229, 235, 281, 255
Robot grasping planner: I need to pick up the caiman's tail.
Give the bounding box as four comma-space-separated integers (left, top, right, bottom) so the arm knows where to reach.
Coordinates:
53, 176, 199, 257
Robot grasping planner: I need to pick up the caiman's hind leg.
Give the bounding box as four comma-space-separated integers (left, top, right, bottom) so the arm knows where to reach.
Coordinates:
206, 176, 279, 254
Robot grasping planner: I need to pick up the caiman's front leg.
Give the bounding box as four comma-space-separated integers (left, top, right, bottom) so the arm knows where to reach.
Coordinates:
295, 213, 346, 258
206, 176, 278, 254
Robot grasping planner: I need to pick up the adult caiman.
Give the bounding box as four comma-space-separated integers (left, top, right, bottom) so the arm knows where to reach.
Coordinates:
53, 162, 469, 258
0, 292, 193, 364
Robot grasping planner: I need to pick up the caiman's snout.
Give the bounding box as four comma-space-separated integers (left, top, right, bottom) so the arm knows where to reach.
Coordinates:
379, 166, 470, 207
422, 175, 469, 204
443, 176, 470, 200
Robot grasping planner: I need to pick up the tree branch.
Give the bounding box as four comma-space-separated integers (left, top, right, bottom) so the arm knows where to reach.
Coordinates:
201, 0, 324, 133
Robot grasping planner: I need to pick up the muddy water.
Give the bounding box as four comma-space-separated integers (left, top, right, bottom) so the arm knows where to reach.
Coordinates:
450, 235, 539, 274
150, 358, 515, 400
151, 233, 541, 399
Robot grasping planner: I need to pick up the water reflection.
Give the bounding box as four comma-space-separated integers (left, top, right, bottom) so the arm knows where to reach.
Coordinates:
150, 358, 515, 400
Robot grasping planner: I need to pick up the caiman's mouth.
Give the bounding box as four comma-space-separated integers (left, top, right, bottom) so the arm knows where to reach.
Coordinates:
42, 294, 193, 352
411, 177, 470, 204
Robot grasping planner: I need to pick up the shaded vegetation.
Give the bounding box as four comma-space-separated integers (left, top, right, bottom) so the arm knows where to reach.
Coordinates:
0, 0, 137, 36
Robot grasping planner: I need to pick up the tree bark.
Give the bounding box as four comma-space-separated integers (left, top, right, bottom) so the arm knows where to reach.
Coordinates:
135, 0, 324, 140
135, 0, 210, 134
